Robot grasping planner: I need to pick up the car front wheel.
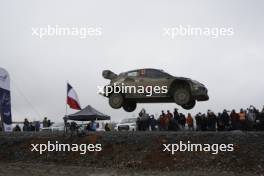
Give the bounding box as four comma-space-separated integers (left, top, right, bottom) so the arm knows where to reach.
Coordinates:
123, 101, 137, 112
109, 93, 124, 109
182, 100, 196, 110
173, 87, 191, 105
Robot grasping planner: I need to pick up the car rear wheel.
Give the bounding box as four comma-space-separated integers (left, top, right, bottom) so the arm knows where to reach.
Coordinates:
173, 87, 191, 105
123, 101, 137, 112
109, 93, 124, 109
182, 100, 196, 110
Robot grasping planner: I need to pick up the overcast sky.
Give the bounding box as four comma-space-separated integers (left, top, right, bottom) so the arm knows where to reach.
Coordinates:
0, 0, 263, 122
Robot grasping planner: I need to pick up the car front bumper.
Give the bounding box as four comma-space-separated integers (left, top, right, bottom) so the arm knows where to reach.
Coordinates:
192, 87, 209, 101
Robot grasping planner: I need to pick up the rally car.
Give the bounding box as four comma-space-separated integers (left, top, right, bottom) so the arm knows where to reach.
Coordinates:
101, 68, 209, 112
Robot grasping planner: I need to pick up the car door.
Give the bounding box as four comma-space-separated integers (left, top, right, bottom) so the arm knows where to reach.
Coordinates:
123, 70, 139, 98
143, 69, 172, 98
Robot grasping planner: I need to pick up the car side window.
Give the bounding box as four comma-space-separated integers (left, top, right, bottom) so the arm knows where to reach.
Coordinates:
127, 71, 138, 77
145, 70, 168, 78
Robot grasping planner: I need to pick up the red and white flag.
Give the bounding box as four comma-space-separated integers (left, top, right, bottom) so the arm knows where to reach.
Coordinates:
67, 83, 81, 110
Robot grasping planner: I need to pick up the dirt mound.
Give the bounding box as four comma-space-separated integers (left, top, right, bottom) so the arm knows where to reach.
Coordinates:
0, 131, 263, 175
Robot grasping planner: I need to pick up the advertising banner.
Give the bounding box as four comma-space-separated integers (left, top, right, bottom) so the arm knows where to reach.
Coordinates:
0, 67, 12, 132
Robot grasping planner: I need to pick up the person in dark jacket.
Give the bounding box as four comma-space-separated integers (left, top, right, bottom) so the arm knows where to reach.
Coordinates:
43, 117, 49, 128
23, 118, 30, 131
195, 112, 202, 131
207, 110, 217, 131
217, 113, 225, 131
149, 115, 157, 131
13, 125, 21, 132
230, 110, 239, 130
222, 110, 230, 130
179, 113, 186, 130
105, 123, 111, 131
173, 108, 180, 124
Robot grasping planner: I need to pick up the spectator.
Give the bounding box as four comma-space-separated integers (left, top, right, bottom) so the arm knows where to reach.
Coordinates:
35, 121, 40, 132
222, 110, 230, 130
166, 110, 173, 120
47, 120, 51, 127
23, 118, 30, 131
158, 110, 167, 131
70, 121, 78, 136
247, 108, 256, 130
166, 110, 173, 131
91, 120, 97, 131
29, 122, 35, 131
173, 108, 180, 124
86, 122, 92, 131
195, 112, 202, 131
230, 110, 239, 130
238, 109, 246, 130
105, 123, 111, 131
42, 117, 49, 127
186, 113, 194, 131
256, 110, 264, 130
149, 115, 157, 131
179, 113, 186, 130
137, 109, 150, 131
207, 110, 217, 131
201, 114, 207, 131
13, 125, 21, 132
217, 113, 225, 131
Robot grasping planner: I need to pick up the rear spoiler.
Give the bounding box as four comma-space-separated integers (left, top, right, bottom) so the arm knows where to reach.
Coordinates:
102, 70, 117, 80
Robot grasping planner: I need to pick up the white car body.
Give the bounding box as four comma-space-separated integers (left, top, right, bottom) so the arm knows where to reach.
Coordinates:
41, 122, 65, 132
114, 118, 137, 131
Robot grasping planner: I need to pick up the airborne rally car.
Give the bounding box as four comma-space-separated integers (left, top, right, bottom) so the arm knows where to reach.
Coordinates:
101, 68, 209, 112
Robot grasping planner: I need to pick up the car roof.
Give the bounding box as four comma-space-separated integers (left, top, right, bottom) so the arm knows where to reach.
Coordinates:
126, 68, 162, 73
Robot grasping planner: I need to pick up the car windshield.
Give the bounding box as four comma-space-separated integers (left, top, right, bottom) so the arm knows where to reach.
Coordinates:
159, 70, 172, 77
121, 118, 136, 124
144, 69, 172, 78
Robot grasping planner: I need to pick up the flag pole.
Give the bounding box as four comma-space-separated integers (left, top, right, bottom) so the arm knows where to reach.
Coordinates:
64, 81, 68, 135
66, 81, 68, 117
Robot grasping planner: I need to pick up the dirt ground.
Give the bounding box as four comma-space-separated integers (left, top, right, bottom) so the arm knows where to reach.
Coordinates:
0, 162, 256, 176
0, 131, 263, 176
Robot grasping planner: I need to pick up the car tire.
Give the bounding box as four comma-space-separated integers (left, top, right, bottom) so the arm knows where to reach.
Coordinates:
173, 87, 191, 105
109, 93, 124, 109
182, 100, 196, 110
123, 101, 137, 112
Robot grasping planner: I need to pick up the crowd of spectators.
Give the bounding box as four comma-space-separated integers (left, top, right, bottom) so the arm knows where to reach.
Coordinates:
1, 105, 264, 133
11, 117, 52, 132
136, 105, 264, 131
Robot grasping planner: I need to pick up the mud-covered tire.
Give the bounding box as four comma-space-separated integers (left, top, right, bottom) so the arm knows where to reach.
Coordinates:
173, 87, 191, 105
109, 93, 124, 109
182, 100, 196, 110
123, 101, 137, 112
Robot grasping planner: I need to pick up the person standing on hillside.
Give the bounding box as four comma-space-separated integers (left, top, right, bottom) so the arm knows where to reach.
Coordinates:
42, 117, 49, 127
186, 113, 194, 131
